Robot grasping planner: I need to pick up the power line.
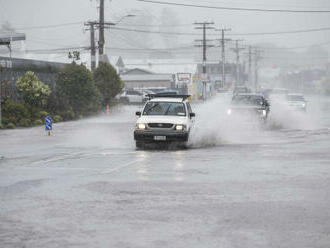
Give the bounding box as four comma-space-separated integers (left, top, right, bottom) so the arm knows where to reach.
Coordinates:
251, 41, 330, 51
111, 26, 199, 36
106, 45, 195, 51
111, 25, 330, 37
231, 27, 330, 36
14, 22, 83, 31
137, 0, 330, 13
23, 46, 90, 54
117, 23, 193, 27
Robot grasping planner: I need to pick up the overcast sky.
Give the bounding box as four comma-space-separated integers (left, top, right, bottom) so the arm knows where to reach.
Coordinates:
1, 0, 330, 62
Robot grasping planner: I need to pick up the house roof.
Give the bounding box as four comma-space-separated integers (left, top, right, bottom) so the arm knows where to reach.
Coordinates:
122, 68, 154, 75
116, 56, 125, 67
121, 74, 173, 82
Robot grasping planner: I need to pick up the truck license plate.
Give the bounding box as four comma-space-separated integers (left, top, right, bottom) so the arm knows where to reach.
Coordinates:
154, 136, 166, 141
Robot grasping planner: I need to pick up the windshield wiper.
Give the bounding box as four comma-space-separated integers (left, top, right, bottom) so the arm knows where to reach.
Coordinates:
164, 105, 172, 115
144, 103, 160, 114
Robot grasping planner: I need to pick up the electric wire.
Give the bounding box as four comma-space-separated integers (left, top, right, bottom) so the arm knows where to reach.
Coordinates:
137, 0, 330, 13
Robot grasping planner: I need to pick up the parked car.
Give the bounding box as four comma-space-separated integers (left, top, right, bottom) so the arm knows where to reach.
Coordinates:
118, 89, 144, 104
134, 94, 195, 148
118, 89, 155, 104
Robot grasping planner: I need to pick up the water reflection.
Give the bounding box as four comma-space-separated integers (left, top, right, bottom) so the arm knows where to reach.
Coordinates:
135, 151, 149, 181
173, 151, 185, 182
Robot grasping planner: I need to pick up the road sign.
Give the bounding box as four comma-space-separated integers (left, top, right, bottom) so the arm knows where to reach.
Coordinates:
45, 116, 52, 131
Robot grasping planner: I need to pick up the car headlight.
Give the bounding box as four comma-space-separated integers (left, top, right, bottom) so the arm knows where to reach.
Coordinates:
176, 124, 186, 131
227, 109, 232, 115
262, 110, 267, 116
136, 123, 146, 130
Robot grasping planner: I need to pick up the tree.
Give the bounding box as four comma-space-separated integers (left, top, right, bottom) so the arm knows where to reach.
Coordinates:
68, 51, 80, 63
16, 71, 51, 108
55, 63, 101, 114
93, 62, 124, 105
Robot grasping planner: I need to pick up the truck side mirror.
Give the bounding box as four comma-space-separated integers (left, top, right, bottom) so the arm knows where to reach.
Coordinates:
189, 113, 195, 118
136, 111, 141, 116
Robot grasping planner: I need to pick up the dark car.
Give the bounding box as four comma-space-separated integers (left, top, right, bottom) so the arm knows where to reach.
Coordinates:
227, 93, 270, 122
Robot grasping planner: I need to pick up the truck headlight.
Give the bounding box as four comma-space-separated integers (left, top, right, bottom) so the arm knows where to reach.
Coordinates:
227, 109, 232, 115
136, 123, 146, 130
176, 124, 186, 131
262, 110, 267, 116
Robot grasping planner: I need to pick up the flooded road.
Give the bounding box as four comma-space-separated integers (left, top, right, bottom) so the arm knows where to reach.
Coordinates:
1, 95, 330, 248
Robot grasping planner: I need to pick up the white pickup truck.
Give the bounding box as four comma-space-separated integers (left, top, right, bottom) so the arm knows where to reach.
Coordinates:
134, 94, 195, 148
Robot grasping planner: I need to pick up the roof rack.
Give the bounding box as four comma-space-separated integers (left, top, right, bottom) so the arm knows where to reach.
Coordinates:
146, 94, 191, 100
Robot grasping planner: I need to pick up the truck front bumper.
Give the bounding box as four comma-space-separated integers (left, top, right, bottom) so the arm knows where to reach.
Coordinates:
134, 130, 189, 142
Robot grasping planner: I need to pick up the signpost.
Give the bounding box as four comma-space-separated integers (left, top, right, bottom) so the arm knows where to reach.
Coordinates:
45, 116, 52, 136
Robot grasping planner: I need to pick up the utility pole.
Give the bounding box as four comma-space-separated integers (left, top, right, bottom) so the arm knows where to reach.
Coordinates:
98, 0, 105, 57
215, 28, 231, 89
248, 46, 252, 88
84, 21, 97, 71
231, 39, 244, 87
194, 22, 214, 100
0, 68, 2, 126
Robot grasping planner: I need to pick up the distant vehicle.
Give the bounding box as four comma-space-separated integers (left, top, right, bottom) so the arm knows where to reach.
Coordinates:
134, 94, 195, 148
156, 90, 179, 95
140, 89, 155, 102
287, 93, 307, 111
227, 93, 270, 122
144, 87, 168, 93
233, 86, 251, 95
118, 89, 154, 104
118, 89, 144, 104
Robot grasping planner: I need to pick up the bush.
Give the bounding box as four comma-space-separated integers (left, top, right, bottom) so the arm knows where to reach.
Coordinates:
3, 102, 30, 125
0, 124, 3, 129
1, 117, 9, 125
36, 111, 49, 120
58, 110, 75, 121
53, 115, 63, 123
34, 119, 43, 125
18, 118, 32, 127
7, 123, 15, 129
16, 71, 51, 108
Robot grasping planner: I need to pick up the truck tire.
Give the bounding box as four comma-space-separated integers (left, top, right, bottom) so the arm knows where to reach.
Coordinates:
136, 141, 145, 149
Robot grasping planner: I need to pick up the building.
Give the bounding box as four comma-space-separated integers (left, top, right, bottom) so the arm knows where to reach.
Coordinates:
120, 68, 174, 89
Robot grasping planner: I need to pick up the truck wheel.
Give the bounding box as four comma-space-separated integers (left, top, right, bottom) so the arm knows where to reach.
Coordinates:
136, 141, 145, 149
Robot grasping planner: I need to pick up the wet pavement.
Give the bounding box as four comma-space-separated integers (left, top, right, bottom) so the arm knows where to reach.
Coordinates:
1, 94, 330, 248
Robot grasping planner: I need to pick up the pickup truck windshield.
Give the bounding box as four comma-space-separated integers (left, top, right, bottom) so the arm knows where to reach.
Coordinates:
143, 102, 186, 116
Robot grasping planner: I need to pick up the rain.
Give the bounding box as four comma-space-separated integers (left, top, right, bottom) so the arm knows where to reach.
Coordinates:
1, 0, 330, 247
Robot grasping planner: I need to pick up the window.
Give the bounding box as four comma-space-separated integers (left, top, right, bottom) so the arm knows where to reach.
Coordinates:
143, 102, 186, 116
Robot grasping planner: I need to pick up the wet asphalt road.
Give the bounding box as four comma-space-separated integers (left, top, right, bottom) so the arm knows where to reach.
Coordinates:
1, 94, 330, 248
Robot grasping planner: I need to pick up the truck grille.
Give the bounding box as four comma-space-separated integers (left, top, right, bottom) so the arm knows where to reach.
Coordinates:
148, 123, 174, 128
